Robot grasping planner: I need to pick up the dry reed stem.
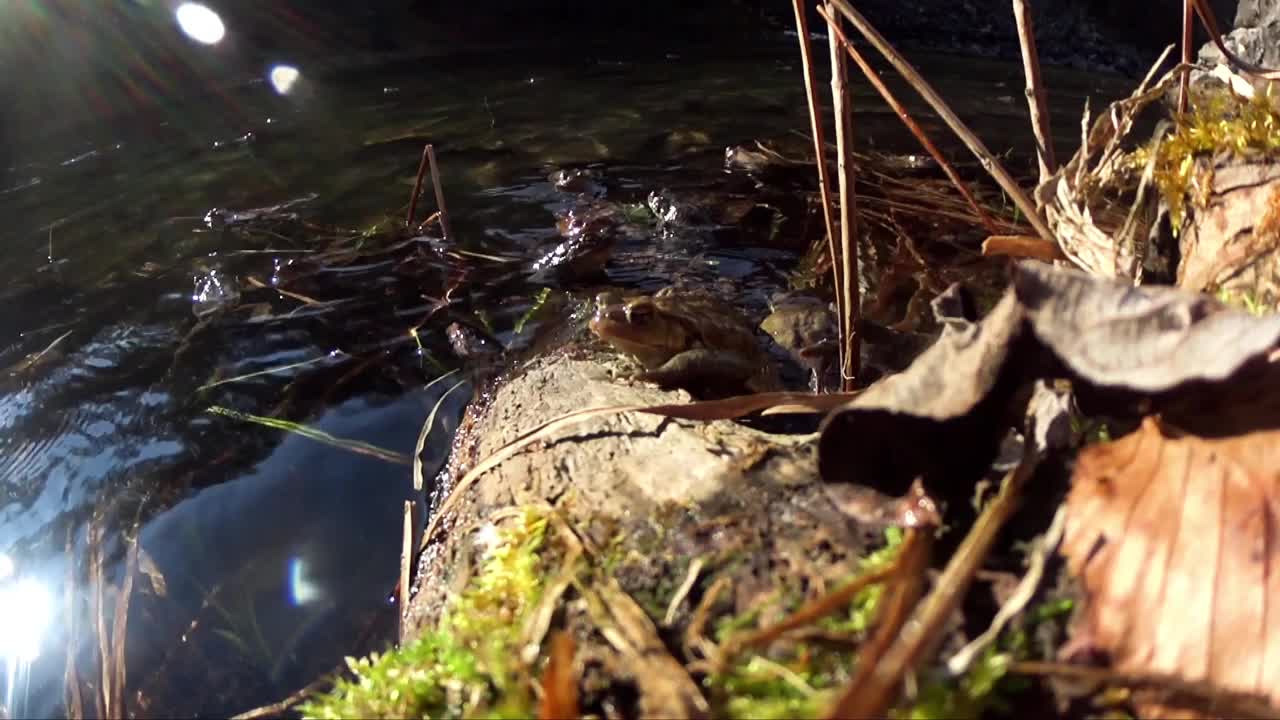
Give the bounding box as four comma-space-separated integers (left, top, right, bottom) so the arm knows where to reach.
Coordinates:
407, 144, 431, 227
1012, 0, 1056, 185
1180, 0, 1194, 114
790, 0, 846, 379
817, 6, 1003, 236
828, 0, 1057, 248
825, 3, 861, 388
427, 144, 453, 241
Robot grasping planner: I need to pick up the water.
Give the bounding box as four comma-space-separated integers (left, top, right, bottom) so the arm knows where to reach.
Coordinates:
0, 21, 1131, 718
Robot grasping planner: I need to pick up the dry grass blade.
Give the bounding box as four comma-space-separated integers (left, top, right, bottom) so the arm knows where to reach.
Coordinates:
421, 391, 858, 549
1036, 51, 1177, 280
1061, 417, 1280, 713
824, 3, 861, 388
818, 6, 1003, 236
827, 0, 1056, 247
537, 632, 580, 720
1012, 0, 1056, 184
790, 0, 845, 378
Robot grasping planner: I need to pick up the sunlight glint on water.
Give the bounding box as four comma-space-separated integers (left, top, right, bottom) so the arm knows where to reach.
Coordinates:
0, 554, 52, 719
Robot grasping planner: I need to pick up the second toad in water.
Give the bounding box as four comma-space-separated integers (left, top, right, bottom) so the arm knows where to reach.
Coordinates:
589, 287, 780, 396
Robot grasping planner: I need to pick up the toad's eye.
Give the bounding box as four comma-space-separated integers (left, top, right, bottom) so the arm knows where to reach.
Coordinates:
626, 303, 655, 324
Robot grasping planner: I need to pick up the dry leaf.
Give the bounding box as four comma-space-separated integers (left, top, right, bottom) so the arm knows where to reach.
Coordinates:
1061, 418, 1280, 712
538, 631, 579, 720
819, 262, 1280, 495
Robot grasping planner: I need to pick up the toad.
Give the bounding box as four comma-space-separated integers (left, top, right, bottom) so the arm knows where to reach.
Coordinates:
589, 287, 780, 396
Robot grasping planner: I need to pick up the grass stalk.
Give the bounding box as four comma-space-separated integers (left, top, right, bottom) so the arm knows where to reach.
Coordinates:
827, 0, 1057, 248
825, 3, 861, 389
790, 0, 846, 380
817, 6, 1003, 235
1012, 0, 1057, 185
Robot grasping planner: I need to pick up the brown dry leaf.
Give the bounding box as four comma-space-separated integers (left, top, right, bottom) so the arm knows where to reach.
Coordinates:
1062, 417, 1280, 712
537, 631, 579, 720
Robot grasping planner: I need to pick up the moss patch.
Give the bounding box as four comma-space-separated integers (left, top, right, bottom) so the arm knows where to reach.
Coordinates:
1135, 87, 1280, 232
299, 509, 550, 719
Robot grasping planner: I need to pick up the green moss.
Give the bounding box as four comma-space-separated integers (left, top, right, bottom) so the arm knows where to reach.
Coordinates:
708, 528, 906, 719
895, 598, 1073, 720
299, 510, 549, 719
1134, 87, 1280, 232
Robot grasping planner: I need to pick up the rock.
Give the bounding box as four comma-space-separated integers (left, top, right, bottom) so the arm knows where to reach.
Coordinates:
1198, 0, 1280, 70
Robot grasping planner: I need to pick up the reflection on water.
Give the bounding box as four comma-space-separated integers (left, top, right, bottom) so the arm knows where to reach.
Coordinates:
0, 26, 1130, 717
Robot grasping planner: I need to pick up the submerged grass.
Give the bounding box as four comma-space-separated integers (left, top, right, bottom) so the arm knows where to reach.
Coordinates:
299, 509, 549, 719
206, 406, 411, 465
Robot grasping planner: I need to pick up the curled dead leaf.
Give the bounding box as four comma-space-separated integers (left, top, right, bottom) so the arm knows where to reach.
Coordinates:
1061, 417, 1280, 714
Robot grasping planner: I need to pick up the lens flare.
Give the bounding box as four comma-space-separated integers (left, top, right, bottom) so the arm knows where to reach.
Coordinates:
269, 65, 301, 95
175, 3, 225, 45
0, 578, 51, 663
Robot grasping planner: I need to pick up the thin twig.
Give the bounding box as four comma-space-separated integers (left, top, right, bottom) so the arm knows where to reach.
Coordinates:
825, 3, 861, 389
817, 6, 1003, 236
231, 673, 335, 720
790, 0, 845, 378
828, 0, 1057, 247
1012, 0, 1056, 185
407, 144, 431, 227
426, 145, 453, 241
